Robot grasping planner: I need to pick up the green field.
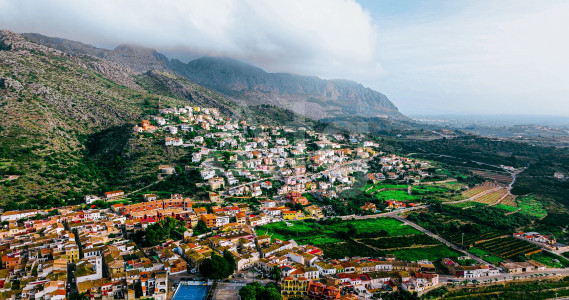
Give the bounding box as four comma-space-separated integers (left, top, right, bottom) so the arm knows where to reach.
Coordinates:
495, 204, 519, 212
375, 245, 461, 262
256, 218, 425, 258
469, 247, 503, 264
319, 241, 379, 259
411, 185, 450, 195
517, 196, 547, 218
530, 252, 569, 268
364, 183, 408, 193
375, 190, 419, 201
448, 201, 487, 209
256, 218, 421, 245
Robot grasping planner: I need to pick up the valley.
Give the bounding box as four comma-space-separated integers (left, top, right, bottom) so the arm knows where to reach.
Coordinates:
0, 30, 568, 300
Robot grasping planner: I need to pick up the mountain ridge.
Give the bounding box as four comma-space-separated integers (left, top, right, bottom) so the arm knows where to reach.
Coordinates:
21, 32, 406, 121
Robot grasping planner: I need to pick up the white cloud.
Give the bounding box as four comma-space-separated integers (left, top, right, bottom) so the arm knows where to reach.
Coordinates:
372, 0, 569, 116
0, 0, 383, 79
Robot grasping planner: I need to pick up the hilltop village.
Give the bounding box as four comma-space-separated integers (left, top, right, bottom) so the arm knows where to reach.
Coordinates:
0, 106, 565, 300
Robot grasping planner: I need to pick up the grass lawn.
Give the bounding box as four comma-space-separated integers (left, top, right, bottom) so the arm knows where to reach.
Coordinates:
517, 196, 547, 218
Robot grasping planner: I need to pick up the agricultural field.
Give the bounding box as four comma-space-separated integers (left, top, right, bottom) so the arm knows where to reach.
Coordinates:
412, 182, 467, 202
359, 235, 440, 249
411, 185, 450, 195
319, 240, 378, 259
348, 218, 423, 237
374, 245, 461, 262
255, 218, 421, 247
462, 182, 499, 198
472, 188, 508, 205
444, 231, 503, 248
448, 201, 487, 209
423, 277, 569, 300
364, 183, 408, 193
495, 204, 519, 212
530, 252, 569, 268
468, 247, 504, 264
517, 196, 547, 218
358, 233, 463, 263
500, 194, 518, 207
472, 170, 512, 185
374, 190, 418, 201
477, 236, 541, 259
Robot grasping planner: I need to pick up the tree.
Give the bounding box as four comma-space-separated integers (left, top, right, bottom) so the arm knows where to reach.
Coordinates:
271, 265, 282, 281
347, 223, 358, 236
223, 250, 236, 272
199, 253, 233, 279
194, 220, 209, 235
69, 293, 90, 300
239, 282, 282, 300
133, 217, 187, 247
133, 281, 143, 298
238, 283, 258, 300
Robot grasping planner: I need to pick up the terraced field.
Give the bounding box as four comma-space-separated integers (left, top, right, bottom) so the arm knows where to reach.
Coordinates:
471, 170, 512, 185
472, 188, 508, 205
444, 231, 504, 247
477, 236, 541, 258
462, 182, 499, 198
499, 194, 518, 207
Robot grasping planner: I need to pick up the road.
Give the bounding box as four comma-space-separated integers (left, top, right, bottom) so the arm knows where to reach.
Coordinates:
392, 215, 493, 266
441, 268, 569, 284
323, 205, 429, 221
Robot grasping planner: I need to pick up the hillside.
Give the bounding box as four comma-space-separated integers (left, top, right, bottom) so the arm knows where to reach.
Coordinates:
1, 30, 322, 208
22, 33, 406, 121
0, 30, 201, 207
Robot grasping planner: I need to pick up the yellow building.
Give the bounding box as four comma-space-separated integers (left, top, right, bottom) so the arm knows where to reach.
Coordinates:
66, 247, 79, 263
281, 277, 311, 299
283, 211, 298, 220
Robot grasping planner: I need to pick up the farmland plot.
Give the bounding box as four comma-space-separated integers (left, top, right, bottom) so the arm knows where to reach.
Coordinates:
462, 182, 499, 198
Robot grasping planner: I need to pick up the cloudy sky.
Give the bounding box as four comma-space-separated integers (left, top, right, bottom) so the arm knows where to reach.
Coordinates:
1, 0, 568, 116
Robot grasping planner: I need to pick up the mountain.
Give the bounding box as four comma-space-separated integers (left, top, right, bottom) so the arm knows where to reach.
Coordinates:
2, 30, 318, 207
168, 56, 405, 120
22, 33, 171, 73
22, 33, 406, 121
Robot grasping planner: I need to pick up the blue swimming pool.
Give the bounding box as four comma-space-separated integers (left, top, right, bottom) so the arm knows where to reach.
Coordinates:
172, 284, 210, 300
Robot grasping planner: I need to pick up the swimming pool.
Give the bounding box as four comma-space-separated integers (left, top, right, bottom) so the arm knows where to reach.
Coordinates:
172, 284, 210, 300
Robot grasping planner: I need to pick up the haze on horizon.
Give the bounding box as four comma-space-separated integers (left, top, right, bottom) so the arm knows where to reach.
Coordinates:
1, 0, 568, 117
